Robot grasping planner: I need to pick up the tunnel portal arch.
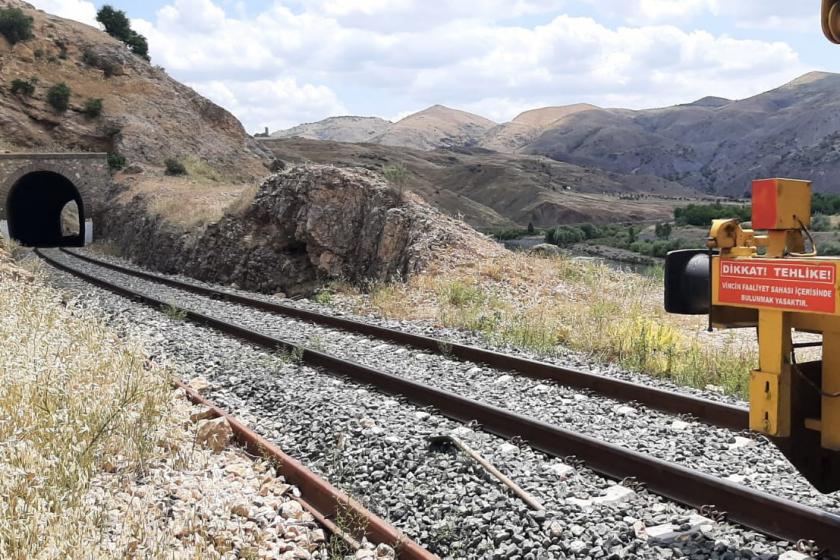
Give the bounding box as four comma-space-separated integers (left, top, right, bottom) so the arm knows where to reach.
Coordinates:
6, 171, 85, 247
0, 153, 108, 247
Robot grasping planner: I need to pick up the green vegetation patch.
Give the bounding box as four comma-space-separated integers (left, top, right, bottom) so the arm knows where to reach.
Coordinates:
96, 5, 149, 60
9, 77, 36, 97
46, 82, 71, 112
0, 7, 34, 45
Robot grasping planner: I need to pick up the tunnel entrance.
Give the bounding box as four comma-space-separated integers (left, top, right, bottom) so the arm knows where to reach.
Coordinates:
6, 171, 85, 247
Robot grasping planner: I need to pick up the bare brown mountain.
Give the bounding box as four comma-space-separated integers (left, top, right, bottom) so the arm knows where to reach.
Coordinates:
259, 137, 697, 229
280, 72, 840, 196
373, 105, 496, 150
521, 72, 840, 195
273, 105, 496, 152
481, 104, 599, 152
271, 116, 392, 143
0, 0, 266, 179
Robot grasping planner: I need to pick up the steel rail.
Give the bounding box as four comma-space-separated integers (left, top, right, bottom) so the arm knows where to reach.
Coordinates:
40, 248, 840, 556
39, 247, 436, 560
177, 381, 436, 559
60, 248, 748, 431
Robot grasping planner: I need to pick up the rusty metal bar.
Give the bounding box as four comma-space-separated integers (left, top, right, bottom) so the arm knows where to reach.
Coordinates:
40, 249, 840, 555
429, 435, 544, 511
41, 249, 436, 560
61, 248, 748, 431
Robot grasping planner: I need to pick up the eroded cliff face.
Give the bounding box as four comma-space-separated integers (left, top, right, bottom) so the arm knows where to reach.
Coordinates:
101, 165, 505, 295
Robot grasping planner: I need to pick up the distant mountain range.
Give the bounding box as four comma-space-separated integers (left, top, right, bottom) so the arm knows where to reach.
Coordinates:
273, 71, 840, 197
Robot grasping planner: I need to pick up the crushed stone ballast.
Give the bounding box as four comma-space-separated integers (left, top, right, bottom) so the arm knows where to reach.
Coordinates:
38, 248, 840, 558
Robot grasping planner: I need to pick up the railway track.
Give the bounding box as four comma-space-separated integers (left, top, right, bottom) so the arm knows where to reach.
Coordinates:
60, 247, 747, 431
39, 248, 840, 557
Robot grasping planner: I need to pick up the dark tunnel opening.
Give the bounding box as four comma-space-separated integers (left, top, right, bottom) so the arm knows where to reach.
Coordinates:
6, 171, 85, 247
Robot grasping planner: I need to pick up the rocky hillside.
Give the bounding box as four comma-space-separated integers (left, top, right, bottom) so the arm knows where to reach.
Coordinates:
481, 104, 598, 153
374, 105, 496, 151
278, 72, 840, 196
274, 105, 496, 152
101, 165, 506, 295
260, 137, 698, 229
0, 0, 266, 179
523, 72, 840, 196
271, 116, 392, 143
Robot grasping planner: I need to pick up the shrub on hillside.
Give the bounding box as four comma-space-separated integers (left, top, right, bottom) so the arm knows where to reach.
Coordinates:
96, 5, 150, 61
164, 158, 186, 176
83, 98, 103, 118
107, 152, 125, 171
10, 77, 36, 97
0, 7, 34, 45
46, 83, 71, 112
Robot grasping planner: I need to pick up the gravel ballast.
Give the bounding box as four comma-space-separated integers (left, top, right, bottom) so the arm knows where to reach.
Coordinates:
44, 249, 821, 558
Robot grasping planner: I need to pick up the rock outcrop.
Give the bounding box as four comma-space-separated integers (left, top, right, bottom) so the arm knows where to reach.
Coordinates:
101, 165, 505, 295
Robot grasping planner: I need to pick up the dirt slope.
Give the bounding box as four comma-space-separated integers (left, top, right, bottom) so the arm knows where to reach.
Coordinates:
271, 116, 392, 143
260, 137, 701, 229
0, 0, 266, 180
523, 71, 840, 195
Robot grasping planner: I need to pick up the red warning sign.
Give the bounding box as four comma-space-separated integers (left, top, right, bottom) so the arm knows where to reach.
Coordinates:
718, 259, 837, 314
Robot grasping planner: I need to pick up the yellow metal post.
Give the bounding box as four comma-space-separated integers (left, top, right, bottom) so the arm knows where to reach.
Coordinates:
823, 331, 840, 449
750, 309, 792, 437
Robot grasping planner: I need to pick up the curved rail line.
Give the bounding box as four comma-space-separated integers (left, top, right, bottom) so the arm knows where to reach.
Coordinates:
60, 248, 748, 431
40, 248, 840, 556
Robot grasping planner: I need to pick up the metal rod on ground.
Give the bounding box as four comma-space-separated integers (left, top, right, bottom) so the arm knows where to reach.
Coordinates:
429, 435, 544, 511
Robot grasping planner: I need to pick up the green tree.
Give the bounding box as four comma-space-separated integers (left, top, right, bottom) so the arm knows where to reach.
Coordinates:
627, 226, 638, 243
654, 222, 672, 240
527, 221, 535, 235
0, 7, 34, 45
46, 83, 71, 112
96, 5, 150, 60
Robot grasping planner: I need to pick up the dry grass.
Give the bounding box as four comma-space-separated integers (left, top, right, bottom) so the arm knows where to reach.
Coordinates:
363, 252, 757, 397
119, 175, 251, 228
0, 244, 176, 558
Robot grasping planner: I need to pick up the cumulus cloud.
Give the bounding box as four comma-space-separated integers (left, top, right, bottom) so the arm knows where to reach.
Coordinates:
191, 78, 348, 133
32, 0, 812, 131
588, 0, 813, 28
29, 0, 98, 27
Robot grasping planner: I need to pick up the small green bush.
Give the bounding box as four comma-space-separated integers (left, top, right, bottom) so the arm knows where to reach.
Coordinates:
97, 5, 150, 61
83, 98, 103, 118
107, 152, 125, 171
164, 158, 186, 176
0, 7, 34, 45
10, 77, 36, 97
46, 83, 71, 112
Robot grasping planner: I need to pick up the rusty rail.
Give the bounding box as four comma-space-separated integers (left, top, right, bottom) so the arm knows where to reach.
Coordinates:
178, 381, 434, 559
61, 247, 748, 431
41, 248, 840, 556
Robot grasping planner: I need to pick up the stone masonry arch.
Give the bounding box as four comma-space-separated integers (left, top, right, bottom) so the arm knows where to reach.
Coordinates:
0, 153, 109, 246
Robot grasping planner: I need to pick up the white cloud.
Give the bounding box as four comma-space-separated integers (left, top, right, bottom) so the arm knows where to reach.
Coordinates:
33, 0, 813, 131
587, 0, 814, 29
191, 78, 348, 132
29, 0, 98, 27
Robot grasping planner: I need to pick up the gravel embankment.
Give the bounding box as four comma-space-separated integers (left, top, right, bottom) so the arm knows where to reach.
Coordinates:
46, 249, 819, 559
61, 249, 839, 513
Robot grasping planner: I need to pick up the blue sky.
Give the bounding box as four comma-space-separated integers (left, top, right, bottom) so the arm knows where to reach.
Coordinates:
31, 1, 837, 132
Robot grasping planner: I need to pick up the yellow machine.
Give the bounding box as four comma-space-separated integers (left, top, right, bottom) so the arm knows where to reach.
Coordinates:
665, 179, 840, 492
663, 1, 840, 494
